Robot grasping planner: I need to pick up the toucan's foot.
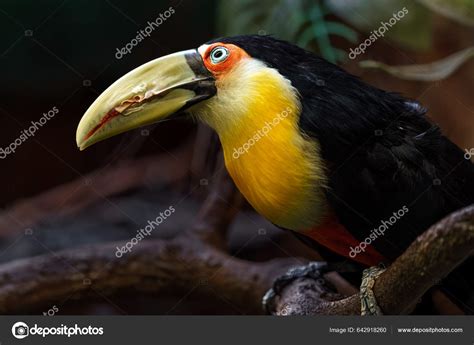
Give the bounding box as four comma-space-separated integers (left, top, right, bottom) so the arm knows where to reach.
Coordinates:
263, 262, 329, 314
262, 261, 359, 314
360, 265, 386, 315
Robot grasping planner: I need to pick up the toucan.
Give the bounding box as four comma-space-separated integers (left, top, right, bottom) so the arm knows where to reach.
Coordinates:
76, 35, 474, 314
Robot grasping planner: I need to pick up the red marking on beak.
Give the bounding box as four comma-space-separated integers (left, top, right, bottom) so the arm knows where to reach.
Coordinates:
82, 95, 144, 143
83, 108, 121, 142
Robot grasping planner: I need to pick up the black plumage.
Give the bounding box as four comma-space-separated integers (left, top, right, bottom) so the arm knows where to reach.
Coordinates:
210, 35, 474, 313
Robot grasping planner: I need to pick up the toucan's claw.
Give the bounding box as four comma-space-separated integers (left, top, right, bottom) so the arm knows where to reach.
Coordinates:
360, 265, 386, 315
261, 261, 360, 314
263, 261, 376, 315
263, 261, 329, 314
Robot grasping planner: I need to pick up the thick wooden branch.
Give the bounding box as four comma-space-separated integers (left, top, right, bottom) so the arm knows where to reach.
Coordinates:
0, 236, 297, 314
190, 161, 243, 249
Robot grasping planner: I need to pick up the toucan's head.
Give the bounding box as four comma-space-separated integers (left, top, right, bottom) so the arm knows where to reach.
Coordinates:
76, 35, 328, 150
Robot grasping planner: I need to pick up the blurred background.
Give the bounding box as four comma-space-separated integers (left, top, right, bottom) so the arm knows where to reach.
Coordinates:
0, 0, 473, 314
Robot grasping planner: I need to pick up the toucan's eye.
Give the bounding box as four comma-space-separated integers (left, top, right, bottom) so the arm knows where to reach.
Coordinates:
210, 46, 229, 64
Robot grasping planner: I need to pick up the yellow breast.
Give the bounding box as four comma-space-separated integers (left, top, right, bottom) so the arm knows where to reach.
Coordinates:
193, 59, 328, 231
222, 101, 327, 230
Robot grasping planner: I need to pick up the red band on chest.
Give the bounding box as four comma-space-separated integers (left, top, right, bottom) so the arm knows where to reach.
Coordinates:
304, 216, 386, 266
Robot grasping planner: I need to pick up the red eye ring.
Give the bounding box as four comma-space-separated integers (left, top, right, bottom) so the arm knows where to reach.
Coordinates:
202, 43, 250, 76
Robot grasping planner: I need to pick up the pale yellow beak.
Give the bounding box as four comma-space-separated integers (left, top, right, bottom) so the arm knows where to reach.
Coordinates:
76, 49, 215, 150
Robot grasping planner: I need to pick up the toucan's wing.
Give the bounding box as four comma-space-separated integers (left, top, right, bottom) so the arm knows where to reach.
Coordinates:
300, 82, 474, 313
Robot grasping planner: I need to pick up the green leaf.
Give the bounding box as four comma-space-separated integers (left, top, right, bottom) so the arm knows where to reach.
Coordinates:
326, 0, 433, 51
309, 5, 337, 63
297, 25, 317, 47
325, 21, 359, 42
216, 0, 276, 35
359, 46, 474, 81
217, 0, 357, 63
285, 8, 310, 40
416, 0, 474, 26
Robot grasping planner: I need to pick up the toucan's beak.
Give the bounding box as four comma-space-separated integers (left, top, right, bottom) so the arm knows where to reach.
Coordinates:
76, 49, 216, 150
